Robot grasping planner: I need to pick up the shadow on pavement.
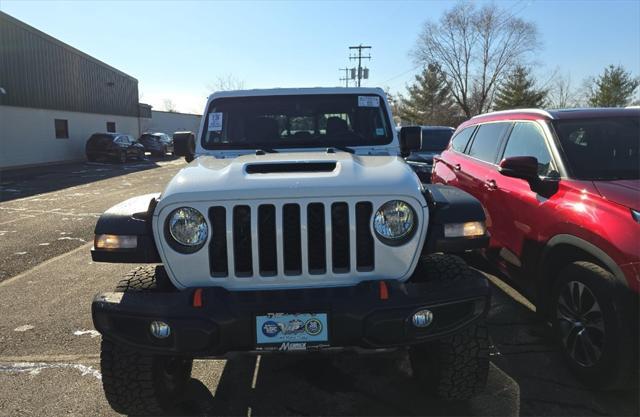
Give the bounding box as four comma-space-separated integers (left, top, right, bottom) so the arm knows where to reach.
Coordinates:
0, 156, 179, 203
169, 350, 519, 416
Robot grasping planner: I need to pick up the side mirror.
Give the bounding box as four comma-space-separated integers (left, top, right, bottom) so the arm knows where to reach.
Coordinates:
399, 126, 422, 158
500, 156, 561, 197
173, 131, 195, 161
499, 156, 540, 184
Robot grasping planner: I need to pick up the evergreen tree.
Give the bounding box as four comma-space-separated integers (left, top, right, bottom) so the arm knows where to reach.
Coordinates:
586, 65, 639, 107
398, 64, 457, 126
493, 65, 547, 110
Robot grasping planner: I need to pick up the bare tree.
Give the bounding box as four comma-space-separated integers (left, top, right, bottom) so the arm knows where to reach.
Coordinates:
547, 73, 579, 109
208, 74, 245, 92
412, 2, 538, 117
163, 99, 177, 112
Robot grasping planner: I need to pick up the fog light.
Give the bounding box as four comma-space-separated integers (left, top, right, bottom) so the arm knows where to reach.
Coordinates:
412, 309, 433, 328
150, 321, 171, 339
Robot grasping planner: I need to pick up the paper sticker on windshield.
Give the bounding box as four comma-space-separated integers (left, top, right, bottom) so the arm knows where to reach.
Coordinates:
208, 112, 223, 131
358, 96, 380, 107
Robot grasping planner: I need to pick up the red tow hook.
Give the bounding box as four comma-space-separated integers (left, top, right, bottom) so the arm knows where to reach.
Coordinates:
379, 281, 389, 301
193, 288, 203, 308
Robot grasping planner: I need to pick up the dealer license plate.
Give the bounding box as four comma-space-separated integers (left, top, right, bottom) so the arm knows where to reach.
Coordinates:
255, 313, 329, 351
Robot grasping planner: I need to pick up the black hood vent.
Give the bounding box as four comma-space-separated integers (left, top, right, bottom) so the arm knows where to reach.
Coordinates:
245, 162, 337, 174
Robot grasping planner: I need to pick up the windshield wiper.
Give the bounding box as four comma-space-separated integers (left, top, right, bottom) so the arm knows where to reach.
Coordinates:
255, 148, 278, 155
326, 146, 355, 154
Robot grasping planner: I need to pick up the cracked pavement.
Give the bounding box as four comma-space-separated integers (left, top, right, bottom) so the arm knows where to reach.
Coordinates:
0, 159, 637, 416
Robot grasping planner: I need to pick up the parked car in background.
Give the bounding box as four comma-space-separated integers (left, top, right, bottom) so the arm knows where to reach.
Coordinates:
138, 132, 174, 157
85, 132, 145, 163
432, 107, 640, 390
404, 126, 454, 182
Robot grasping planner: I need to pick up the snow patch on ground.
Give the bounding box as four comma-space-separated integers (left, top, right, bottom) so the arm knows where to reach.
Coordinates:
73, 329, 100, 338
57, 237, 86, 242
14, 325, 34, 332
0, 362, 102, 380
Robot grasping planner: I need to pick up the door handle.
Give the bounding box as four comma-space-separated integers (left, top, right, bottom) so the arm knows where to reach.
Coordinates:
484, 179, 497, 190
453, 164, 461, 171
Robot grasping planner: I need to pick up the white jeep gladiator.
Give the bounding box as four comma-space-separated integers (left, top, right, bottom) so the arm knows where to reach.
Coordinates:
91, 87, 492, 415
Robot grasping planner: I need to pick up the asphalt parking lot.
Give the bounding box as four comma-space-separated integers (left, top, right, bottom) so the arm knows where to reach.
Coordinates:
0, 159, 637, 416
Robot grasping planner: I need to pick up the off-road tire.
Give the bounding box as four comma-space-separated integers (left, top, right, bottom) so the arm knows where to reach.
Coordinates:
411, 253, 480, 286
100, 265, 191, 415
551, 261, 637, 390
409, 254, 490, 400
115, 265, 176, 292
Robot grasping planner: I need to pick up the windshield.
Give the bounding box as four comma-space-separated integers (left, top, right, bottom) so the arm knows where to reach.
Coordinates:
420, 129, 453, 152
553, 117, 639, 180
201, 94, 392, 150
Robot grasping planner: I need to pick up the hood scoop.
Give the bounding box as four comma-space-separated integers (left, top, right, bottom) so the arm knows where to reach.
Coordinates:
245, 162, 337, 174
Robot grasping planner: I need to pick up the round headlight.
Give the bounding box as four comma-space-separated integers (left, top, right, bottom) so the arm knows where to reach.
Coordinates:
166, 207, 208, 252
373, 200, 416, 244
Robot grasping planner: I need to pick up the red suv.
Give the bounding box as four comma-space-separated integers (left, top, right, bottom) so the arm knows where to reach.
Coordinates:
432, 108, 639, 389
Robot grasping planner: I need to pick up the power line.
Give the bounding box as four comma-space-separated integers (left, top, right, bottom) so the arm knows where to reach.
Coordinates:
380, 64, 423, 85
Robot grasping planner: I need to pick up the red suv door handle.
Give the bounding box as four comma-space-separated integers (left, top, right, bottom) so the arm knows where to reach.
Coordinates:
484, 179, 497, 190
453, 164, 461, 171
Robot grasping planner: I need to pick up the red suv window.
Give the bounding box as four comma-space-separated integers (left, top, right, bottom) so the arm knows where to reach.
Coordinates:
467, 122, 510, 163
501, 122, 554, 176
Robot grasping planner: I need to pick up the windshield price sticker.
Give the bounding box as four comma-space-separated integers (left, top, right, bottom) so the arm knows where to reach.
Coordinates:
358, 96, 380, 108
208, 112, 223, 131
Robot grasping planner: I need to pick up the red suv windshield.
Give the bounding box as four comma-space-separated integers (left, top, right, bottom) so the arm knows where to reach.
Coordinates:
553, 117, 640, 180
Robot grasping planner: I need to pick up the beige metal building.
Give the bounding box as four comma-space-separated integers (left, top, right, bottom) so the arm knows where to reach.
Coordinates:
0, 11, 142, 169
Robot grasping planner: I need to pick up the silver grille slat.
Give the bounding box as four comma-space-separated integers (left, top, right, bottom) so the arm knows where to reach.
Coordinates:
300, 204, 309, 277
275, 203, 285, 278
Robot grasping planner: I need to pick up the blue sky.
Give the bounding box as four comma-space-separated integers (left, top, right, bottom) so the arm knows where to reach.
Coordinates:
2, 0, 639, 113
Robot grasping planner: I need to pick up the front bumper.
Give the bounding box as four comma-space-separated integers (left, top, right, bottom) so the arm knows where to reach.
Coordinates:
92, 277, 490, 356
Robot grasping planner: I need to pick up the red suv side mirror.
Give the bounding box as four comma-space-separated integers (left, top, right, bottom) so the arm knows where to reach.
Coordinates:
499, 156, 539, 182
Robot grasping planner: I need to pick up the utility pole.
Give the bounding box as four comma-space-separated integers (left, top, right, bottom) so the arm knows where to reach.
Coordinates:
349, 44, 371, 87
339, 68, 350, 87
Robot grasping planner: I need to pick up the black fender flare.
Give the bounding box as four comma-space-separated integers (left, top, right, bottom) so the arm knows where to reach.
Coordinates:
422, 184, 490, 254
540, 234, 627, 287
91, 193, 161, 263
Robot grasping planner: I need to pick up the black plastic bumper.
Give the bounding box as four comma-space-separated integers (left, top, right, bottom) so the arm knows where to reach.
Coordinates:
92, 277, 490, 357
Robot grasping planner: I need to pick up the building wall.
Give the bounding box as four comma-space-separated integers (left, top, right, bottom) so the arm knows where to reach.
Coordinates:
140, 111, 202, 136
0, 105, 139, 169
0, 12, 139, 117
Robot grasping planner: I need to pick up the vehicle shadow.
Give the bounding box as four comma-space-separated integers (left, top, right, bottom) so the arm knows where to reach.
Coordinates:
170, 347, 520, 416
0, 155, 181, 203
171, 352, 507, 417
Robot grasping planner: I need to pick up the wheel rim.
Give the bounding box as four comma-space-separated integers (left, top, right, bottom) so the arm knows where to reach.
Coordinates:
556, 280, 605, 367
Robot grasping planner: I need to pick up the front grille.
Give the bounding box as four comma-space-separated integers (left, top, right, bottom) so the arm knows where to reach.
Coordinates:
208, 201, 375, 278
